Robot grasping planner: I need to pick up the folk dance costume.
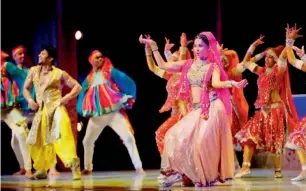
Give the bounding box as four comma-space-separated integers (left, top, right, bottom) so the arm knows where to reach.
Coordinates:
77, 52, 143, 174
24, 64, 81, 180
140, 32, 248, 187
144, 40, 191, 156
1, 50, 32, 176
222, 50, 249, 150
235, 44, 299, 178
284, 41, 306, 181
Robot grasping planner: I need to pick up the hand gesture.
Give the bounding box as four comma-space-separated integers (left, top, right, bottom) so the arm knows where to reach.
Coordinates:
232, 79, 248, 88
217, 43, 228, 53
292, 46, 305, 58
286, 23, 303, 40
180, 32, 193, 47
144, 34, 151, 48
164, 37, 175, 52
252, 35, 264, 47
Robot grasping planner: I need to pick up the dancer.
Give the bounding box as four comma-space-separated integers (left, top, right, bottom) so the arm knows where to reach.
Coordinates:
11, 46, 36, 121
220, 47, 249, 169
77, 50, 144, 175
144, 33, 193, 186
1, 49, 33, 177
284, 25, 306, 181
143, 33, 191, 155
23, 45, 82, 180
235, 30, 299, 178
140, 31, 248, 187
12, 45, 60, 176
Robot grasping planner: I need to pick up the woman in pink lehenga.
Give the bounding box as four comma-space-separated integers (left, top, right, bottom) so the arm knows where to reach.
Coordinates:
139, 32, 248, 187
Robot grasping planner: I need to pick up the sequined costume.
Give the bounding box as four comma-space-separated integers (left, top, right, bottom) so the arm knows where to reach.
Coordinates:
235, 52, 298, 155
77, 56, 143, 172
222, 50, 249, 149
286, 117, 306, 151
26, 65, 80, 177
1, 58, 32, 173
159, 32, 235, 187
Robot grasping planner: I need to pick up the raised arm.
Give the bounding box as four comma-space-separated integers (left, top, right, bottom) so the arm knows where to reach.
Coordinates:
145, 41, 170, 79
60, 71, 82, 105
285, 24, 306, 72
287, 46, 306, 72
241, 35, 265, 75
139, 35, 185, 72
164, 33, 192, 62
276, 47, 288, 74
23, 67, 38, 110
212, 65, 248, 89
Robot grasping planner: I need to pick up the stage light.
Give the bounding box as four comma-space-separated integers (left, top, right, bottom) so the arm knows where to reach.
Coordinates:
75, 30, 82, 40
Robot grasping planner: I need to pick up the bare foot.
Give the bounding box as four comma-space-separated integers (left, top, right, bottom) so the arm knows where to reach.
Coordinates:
13, 169, 26, 176
49, 167, 60, 176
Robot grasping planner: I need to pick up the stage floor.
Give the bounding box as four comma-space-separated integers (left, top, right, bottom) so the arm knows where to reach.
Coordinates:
1, 169, 306, 190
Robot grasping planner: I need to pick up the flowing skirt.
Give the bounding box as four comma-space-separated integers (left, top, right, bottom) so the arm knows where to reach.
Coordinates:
155, 112, 183, 155
286, 116, 306, 151
235, 102, 287, 154
160, 99, 234, 186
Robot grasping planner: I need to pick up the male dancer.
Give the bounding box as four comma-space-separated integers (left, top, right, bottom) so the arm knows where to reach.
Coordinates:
23, 45, 82, 180
1, 49, 32, 177
77, 50, 145, 175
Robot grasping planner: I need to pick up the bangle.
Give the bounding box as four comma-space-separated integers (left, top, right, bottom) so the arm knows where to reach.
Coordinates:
277, 58, 287, 68
225, 80, 233, 88
286, 39, 295, 47
247, 45, 255, 55
164, 51, 172, 59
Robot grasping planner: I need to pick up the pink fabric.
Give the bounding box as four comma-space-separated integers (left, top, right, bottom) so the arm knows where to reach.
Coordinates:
177, 32, 231, 119
161, 98, 234, 186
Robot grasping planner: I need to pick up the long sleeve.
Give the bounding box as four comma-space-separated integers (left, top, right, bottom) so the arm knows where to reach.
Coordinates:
111, 68, 136, 100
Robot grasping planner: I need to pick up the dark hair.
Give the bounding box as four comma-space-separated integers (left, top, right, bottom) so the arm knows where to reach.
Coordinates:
41, 45, 57, 64
195, 33, 209, 47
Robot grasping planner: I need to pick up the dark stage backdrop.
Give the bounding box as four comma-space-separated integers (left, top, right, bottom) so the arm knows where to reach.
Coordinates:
1, 0, 306, 175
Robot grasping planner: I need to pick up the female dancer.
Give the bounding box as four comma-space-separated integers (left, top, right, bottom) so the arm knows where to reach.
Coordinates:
284, 26, 306, 181
140, 31, 248, 187
235, 31, 299, 178
220, 47, 249, 169
142, 33, 191, 156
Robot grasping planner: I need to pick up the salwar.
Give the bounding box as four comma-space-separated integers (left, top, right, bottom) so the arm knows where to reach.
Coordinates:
83, 111, 142, 171
2, 108, 32, 171
30, 106, 77, 172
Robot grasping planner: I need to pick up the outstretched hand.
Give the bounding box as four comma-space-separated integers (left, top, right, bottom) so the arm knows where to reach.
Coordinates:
232, 79, 248, 88
252, 35, 264, 47
292, 45, 305, 58
164, 37, 175, 52
286, 23, 303, 40
180, 32, 193, 47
